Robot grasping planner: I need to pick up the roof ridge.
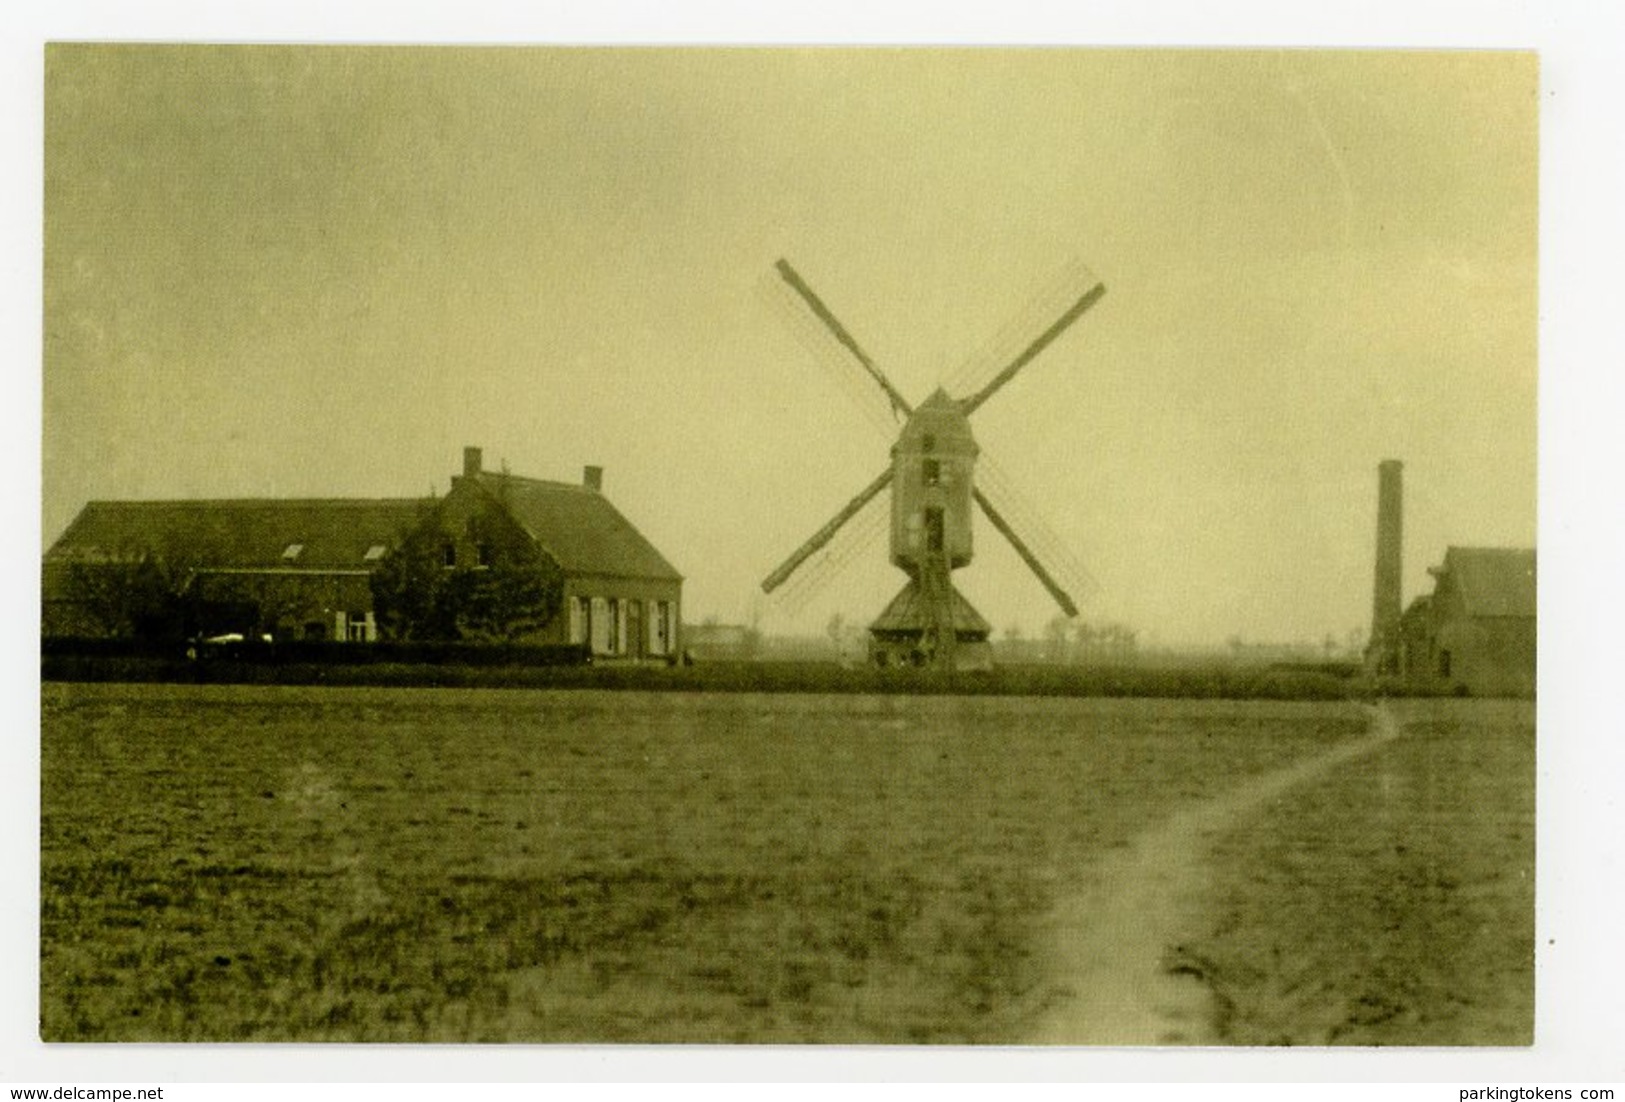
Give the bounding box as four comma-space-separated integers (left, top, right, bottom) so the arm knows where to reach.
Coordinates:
473, 471, 593, 493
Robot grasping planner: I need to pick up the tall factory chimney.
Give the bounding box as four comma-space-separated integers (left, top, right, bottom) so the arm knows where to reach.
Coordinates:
1366, 459, 1404, 676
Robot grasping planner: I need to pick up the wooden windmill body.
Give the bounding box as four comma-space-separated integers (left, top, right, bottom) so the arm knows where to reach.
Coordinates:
760, 259, 1104, 670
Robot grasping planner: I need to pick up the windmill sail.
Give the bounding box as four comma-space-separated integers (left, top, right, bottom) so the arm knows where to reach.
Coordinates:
758, 268, 901, 441
760, 468, 893, 595
758, 254, 1106, 669
971, 487, 1079, 618
773, 259, 913, 420
945, 258, 1103, 401
959, 268, 1104, 417
975, 452, 1099, 612
769, 494, 889, 617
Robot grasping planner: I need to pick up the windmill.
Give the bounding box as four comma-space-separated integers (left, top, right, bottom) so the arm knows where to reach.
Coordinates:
759, 257, 1106, 670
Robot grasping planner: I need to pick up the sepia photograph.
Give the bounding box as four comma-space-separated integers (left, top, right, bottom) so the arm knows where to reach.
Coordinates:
34, 39, 1549, 1057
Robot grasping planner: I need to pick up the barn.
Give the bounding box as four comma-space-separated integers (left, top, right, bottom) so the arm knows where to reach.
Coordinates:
1397, 546, 1536, 698
42, 446, 683, 660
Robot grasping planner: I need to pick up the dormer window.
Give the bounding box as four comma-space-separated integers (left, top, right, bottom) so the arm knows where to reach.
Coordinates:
282, 544, 304, 562
363, 545, 387, 562
922, 458, 941, 487
922, 433, 936, 453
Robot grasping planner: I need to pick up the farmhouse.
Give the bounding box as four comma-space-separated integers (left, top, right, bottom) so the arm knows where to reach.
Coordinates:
42, 446, 683, 660
1361, 461, 1535, 697
1397, 546, 1536, 697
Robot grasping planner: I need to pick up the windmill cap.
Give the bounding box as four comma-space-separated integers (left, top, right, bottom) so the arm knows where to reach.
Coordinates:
898, 388, 978, 453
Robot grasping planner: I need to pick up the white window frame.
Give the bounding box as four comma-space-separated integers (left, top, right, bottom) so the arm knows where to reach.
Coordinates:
346, 611, 375, 642
569, 596, 587, 645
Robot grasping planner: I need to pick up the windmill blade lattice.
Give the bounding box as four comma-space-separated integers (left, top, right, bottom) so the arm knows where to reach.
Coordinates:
944, 257, 1104, 407
757, 266, 904, 442
975, 449, 1099, 611
767, 491, 889, 618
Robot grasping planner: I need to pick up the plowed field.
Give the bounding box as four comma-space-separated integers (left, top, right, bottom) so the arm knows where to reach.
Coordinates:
39, 683, 1532, 1044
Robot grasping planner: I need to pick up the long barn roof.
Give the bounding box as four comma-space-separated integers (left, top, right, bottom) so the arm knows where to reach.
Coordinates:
44, 498, 427, 571
46, 474, 683, 586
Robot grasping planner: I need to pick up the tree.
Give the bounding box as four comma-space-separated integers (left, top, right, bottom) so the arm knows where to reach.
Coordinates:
59, 555, 182, 638
826, 611, 846, 652
1044, 614, 1073, 663
370, 503, 564, 642
55, 533, 231, 640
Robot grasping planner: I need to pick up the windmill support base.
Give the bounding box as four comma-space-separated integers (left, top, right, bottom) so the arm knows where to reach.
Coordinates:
866, 572, 994, 672
869, 632, 993, 672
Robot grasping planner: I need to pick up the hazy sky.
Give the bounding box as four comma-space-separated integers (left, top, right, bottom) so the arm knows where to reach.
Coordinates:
43, 46, 1537, 645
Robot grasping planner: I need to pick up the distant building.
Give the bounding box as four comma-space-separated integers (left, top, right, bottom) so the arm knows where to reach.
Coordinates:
1398, 547, 1535, 697
42, 446, 683, 660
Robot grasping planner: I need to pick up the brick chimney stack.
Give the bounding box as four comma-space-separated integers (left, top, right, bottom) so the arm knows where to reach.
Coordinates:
583, 465, 603, 492
1367, 459, 1404, 675
463, 447, 483, 478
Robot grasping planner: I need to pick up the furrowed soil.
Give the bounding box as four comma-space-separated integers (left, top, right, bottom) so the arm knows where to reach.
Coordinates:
1179, 698, 1535, 1045
38, 684, 1532, 1044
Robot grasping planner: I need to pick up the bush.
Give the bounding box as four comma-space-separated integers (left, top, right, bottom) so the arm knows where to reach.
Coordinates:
41, 645, 1358, 701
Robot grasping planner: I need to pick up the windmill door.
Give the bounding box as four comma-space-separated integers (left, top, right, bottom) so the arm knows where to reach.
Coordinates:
925, 507, 945, 552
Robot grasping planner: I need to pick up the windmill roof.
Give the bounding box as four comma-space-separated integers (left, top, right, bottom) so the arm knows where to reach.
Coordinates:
470, 473, 682, 582
44, 498, 426, 572
897, 388, 978, 453
1441, 546, 1536, 618
868, 577, 992, 636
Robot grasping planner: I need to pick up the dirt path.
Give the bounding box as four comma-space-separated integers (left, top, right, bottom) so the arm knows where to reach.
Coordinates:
1034, 703, 1403, 1045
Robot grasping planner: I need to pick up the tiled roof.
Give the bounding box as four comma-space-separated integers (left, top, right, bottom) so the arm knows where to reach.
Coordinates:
1442, 546, 1536, 618
44, 466, 684, 590
44, 499, 427, 572
470, 473, 682, 582
868, 576, 992, 635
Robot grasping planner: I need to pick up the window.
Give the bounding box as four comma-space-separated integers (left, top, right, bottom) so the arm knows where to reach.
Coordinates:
475, 542, 493, 568
922, 458, 941, 487
1439, 649, 1452, 679
346, 611, 375, 642
282, 543, 304, 561
590, 597, 610, 654
442, 542, 456, 568
607, 598, 622, 655
363, 544, 387, 562
922, 433, 936, 452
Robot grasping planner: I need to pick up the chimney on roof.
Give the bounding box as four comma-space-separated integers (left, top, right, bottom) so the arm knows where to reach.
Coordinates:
463, 447, 483, 478
1366, 459, 1404, 676
583, 465, 603, 493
